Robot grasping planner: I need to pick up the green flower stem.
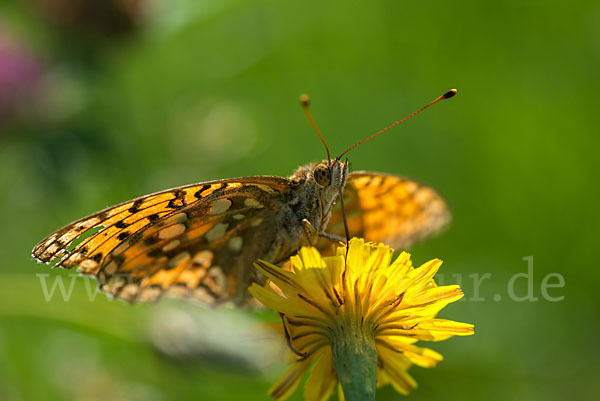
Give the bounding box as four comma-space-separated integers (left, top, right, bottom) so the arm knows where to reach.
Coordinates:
331, 322, 377, 401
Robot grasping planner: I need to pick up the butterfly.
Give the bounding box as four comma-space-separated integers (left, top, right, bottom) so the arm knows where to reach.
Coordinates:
32, 90, 457, 306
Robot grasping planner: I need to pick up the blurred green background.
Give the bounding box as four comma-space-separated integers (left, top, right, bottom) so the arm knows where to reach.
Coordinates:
1, 0, 598, 400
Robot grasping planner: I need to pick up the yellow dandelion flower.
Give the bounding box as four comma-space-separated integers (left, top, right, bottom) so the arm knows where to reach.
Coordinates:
249, 238, 474, 401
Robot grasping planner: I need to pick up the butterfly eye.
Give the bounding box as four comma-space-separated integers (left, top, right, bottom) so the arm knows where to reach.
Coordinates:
313, 164, 331, 187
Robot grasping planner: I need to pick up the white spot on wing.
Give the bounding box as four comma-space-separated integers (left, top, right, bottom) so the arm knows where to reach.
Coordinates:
167, 213, 188, 223
80, 259, 99, 274
405, 181, 418, 193
228, 236, 243, 252
244, 198, 263, 208
205, 223, 228, 242
162, 239, 181, 252
192, 250, 214, 268
250, 217, 263, 227
208, 266, 227, 294
414, 188, 434, 203
169, 251, 191, 268
209, 199, 232, 215
193, 287, 214, 304
120, 283, 138, 299
158, 224, 186, 240
138, 287, 162, 302
45, 235, 57, 247
253, 184, 276, 193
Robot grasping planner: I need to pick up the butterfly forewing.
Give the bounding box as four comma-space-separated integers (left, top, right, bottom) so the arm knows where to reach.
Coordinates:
32, 176, 293, 305
323, 172, 450, 250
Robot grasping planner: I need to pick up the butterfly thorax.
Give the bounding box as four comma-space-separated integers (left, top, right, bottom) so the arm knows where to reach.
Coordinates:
273, 159, 349, 255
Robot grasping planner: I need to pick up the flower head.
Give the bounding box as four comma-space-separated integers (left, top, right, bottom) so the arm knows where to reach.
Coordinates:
249, 238, 474, 401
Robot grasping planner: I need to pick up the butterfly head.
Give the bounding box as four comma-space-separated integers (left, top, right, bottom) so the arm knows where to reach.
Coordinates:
310, 159, 349, 231
306, 158, 350, 243
312, 159, 348, 190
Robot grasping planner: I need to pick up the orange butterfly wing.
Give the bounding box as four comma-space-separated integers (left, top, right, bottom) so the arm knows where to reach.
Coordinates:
324, 172, 450, 249
32, 176, 292, 305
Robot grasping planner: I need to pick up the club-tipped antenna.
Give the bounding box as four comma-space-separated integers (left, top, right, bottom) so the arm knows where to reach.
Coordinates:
338, 185, 351, 249
336, 89, 457, 160
300, 94, 331, 164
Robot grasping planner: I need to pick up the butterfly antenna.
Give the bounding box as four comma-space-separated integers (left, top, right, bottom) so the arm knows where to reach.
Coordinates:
300, 94, 331, 164
338, 185, 351, 258
336, 89, 457, 160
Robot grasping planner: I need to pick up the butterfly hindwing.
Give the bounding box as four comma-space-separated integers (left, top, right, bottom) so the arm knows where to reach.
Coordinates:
324, 171, 450, 250
32, 176, 292, 305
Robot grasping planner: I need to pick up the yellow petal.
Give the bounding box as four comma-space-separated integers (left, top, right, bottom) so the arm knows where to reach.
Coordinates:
248, 283, 302, 316
377, 346, 417, 395
269, 358, 312, 401
290, 254, 304, 271
297, 247, 326, 271
405, 285, 464, 305
379, 338, 443, 368
417, 319, 475, 339
403, 347, 443, 368
403, 259, 443, 291
365, 243, 392, 276
254, 260, 306, 296
305, 350, 337, 401
345, 238, 368, 279
294, 267, 336, 307
323, 255, 344, 287
389, 251, 413, 274
377, 344, 412, 370
337, 383, 345, 401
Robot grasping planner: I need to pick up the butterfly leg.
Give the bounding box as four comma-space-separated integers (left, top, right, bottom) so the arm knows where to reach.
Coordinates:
319, 232, 346, 242
301, 218, 318, 246
272, 222, 343, 266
